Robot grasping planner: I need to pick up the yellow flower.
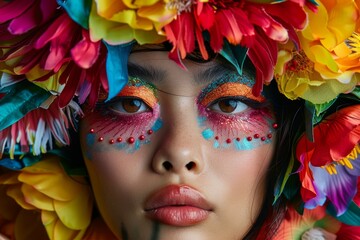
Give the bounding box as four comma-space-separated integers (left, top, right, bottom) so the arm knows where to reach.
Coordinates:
275, 44, 359, 104
89, 0, 178, 44
0, 155, 93, 240
275, 0, 360, 103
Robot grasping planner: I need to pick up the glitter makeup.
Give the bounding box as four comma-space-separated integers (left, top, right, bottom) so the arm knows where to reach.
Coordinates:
197, 73, 276, 151
85, 77, 162, 153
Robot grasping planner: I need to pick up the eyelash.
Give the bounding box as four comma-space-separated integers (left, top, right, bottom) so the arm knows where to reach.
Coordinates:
206, 96, 266, 115
90, 97, 159, 145
199, 96, 274, 145
106, 97, 152, 115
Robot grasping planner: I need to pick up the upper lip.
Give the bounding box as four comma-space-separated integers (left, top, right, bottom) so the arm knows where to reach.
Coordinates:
144, 185, 213, 211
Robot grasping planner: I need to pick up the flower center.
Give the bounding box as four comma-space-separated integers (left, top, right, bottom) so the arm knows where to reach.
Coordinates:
285, 50, 313, 74
166, 0, 194, 13
346, 32, 360, 55
322, 145, 360, 175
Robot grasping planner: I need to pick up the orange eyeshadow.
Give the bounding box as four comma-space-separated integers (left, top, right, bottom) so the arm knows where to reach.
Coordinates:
200, 82, 265, 107
117, 85, 157, 108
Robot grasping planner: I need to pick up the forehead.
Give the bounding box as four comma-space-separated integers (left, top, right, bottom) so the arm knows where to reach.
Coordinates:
127, 51, 254, 96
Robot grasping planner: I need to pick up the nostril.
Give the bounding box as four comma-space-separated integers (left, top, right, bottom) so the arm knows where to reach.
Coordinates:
185, 161, 196, 170
162, 161, 173, 170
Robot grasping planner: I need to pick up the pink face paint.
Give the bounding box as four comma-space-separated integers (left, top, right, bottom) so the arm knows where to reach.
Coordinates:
197, 74, 276, 150
85, 77, 163, 153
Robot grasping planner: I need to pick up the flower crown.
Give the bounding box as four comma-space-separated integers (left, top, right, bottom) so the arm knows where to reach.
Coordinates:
0, 0, 359, 238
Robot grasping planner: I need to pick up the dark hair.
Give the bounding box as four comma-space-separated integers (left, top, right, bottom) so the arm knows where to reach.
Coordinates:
242, 81, 305, 239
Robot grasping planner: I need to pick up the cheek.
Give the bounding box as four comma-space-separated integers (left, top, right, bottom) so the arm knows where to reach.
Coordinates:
82, 150, 152, 236
209, 143, 274, 222
82, 104, 162, 155
199, 106, 277, 151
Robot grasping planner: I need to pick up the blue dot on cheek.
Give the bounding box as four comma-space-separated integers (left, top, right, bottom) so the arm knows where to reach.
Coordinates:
202, 128, 214, 140
84, 133, 96, 160
86, 133, 96, 146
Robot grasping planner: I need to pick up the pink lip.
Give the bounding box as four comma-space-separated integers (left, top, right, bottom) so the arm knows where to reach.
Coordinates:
144, 185, 212, 227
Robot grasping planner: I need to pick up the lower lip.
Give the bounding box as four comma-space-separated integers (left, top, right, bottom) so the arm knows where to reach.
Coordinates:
146, 206, 210, 226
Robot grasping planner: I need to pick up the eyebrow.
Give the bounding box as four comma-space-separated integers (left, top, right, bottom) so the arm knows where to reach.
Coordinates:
128, 62, 166, 83
195, 63, 237, 84
127, 61, 237, 85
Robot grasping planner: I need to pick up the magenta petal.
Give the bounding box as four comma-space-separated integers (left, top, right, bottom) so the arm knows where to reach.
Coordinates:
8, 3, 37, 34
0, 0, 34, 23
71, 30, 100, 69
34, 14, 70, 49
39, 0, 58, 23
8, 0, 58, 34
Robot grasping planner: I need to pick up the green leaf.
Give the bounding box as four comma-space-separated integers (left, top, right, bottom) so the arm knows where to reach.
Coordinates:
273, 151, 295, 203
220, 41, 248, 77
0, 81, 51, 131
327, 202, 360, 226
349, 86, 360, 100
313, 98, 337, 117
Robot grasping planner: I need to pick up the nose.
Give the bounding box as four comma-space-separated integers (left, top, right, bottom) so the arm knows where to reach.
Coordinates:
151, 98, 205, 175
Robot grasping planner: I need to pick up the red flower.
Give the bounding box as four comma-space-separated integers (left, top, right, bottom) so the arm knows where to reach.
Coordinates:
164, 0, 311, 96
296, 105, 360, 215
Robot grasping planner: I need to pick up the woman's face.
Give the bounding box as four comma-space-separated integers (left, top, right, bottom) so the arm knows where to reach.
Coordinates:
80, 51, 276, 240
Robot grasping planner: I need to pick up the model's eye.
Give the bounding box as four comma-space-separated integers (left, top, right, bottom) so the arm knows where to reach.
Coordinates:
209, 98, 248, 114
109, 97, 151, 114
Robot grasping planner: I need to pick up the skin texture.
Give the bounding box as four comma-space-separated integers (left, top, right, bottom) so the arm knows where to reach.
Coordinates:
80, 51, 275, 240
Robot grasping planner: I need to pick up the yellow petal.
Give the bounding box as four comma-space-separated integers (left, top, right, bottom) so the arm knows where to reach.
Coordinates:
53, 218, 85, 240
122, 0, 160, 8
322, 0, 357, 49
302, 2, 329, 41
138, 2, 176, 30
333, 42, 352, 58
21, 184, 54, 211
111, 10, 153, 30
274, 50, 293, 75
94, 0, 127, 18
6, 185, 35, 210
54, 184, 93, 230
134, 29, 166, 44
89, 3, 135, 44
18, 156, 89, 201
301, 74, 358, 104
310, 45, 338, 72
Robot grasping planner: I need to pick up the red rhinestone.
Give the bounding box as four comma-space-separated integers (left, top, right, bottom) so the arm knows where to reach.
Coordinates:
215, 136, 219, 140
267, 134, 272, 139
272, 123, 278, 129
109, 139, 115, 144
147, 129, 153, 135
261, 137, 266, 141
98, 137, 104, 142
139, 135, 145, 141
226, 138, 232, 144
128, 137, 135, 144
247, 137, 252, 141
89, 128, 95, 133
254, 134, 260, 139
117, 137, 122, 142
236, 137, 241, 141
